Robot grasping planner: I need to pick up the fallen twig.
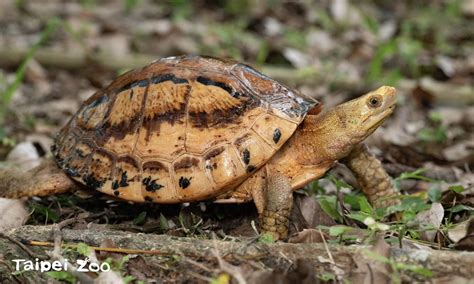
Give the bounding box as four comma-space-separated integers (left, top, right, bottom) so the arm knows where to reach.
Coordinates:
4, 225, 473, 282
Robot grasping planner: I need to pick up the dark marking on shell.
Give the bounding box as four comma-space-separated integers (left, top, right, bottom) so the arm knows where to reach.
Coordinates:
88, 95, 108, 109
119, 156, 140, 166
83, 174, 103, 189
273, 128, 282, 144
142, 176, 164, 192
76, 148, 85, 157
94, 104, 144, 145
143, 84, 191, 140
119, 171, 129, 187
234, 133, 251, 147
188, 99, 258, 128
174, 157, 199, 170
144, 196, 153, 202
119, 79, 149, 93
179, 176, 191, 189
151, 73, 188, 84
143, 161, 167, 171
242, 149, 250, 165
65, 168, 80, 177
114, 190, 120, 196
246, 165, 256, 173
112, 180, 119, 190
196, 76, 239, 98
204, 147, 225, 160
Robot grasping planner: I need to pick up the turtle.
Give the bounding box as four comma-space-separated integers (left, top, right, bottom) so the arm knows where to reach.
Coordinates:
0, 55, 399, 239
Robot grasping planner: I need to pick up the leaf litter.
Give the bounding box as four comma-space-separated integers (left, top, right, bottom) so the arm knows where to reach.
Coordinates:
0, 0, 473, 282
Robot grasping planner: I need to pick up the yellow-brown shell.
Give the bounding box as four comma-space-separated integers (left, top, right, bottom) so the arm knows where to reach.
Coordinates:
52, 55, 319, 203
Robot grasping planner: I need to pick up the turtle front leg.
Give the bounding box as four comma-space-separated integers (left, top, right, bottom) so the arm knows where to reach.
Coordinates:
0, 159, 76, 199
342, 143, 400, 207
258, 173, 293, 240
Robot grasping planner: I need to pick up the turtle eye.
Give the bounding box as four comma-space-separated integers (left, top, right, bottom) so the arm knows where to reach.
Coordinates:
367, 95, 382, 108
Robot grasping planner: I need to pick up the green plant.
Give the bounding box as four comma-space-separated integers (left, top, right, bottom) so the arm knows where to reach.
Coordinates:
258, 232, 275, 244
367, 39, 402, 85
76, 242, 92, 256
366, 1, 464, 85
210, 273, 231, 284
0, 17, 61, 128
168, 0, 193, 21
123, 0, 141, 12
80, 0, 97, 8
393, 168, 435, 190
283, 27, 307, 49
418, 112, 448, 143
318, 272, 336, 281
29, 202, 60, 223
363, 250, 433, 282
133, 211, 147, 225
318, 195, 343, 223
46, 271, 76, 283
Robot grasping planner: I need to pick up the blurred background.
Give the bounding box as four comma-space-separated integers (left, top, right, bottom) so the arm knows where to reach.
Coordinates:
0, 1, 473, 282
0, 0, 473, 157
0, 0, 472, 161
0, 0, 473, 217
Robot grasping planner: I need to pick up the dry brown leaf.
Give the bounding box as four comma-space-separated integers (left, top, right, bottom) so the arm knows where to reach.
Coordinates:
454, 218, 474, 251
294, 194, 337, 228
442, 140, 474, 162
448, 218, 472, 243
349, 236, 391, 284
288, 228, 325, 243
414, 203, 444, 242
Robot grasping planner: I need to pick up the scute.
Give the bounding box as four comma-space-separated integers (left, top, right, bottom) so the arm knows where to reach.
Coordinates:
204, 145, 244, 185
107, 156, 143, 201
251, 114, 298, 149
52, 55, 319, 203
77, 94, 109, 130
141, 160, 175, 203
81, 149, 114, 190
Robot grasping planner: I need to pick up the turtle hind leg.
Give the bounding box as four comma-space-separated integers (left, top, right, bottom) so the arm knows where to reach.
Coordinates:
259, 173, 293, 240
342, 143, 400, 207
0, 159, 75, 199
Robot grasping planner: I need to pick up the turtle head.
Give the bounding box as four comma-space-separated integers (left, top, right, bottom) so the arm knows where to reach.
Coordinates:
313, 86, 396, 161
335, 86, 397, 143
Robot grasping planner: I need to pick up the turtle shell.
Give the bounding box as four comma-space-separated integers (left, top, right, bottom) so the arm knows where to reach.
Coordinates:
52, 55, 319, 203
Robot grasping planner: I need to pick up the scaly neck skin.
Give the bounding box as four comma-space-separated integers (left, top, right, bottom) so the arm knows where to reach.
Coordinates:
270, 109, 353, 175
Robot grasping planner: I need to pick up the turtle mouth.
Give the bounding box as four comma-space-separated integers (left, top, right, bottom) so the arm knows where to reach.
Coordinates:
366, 104, 395, 132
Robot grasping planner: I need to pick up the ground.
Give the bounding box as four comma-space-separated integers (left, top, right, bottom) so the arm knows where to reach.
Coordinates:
0, 0, 473, 283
